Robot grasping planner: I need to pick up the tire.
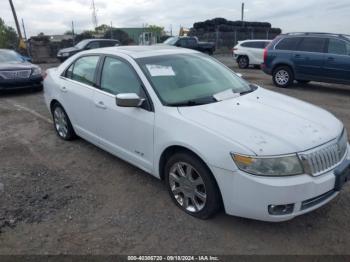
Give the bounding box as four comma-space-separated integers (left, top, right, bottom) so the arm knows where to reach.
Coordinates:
272, 66, 294, 88
164, 152, 221, 219
297, 80, 310, 84
51, 103, 76, 140
237, 56, 249, 69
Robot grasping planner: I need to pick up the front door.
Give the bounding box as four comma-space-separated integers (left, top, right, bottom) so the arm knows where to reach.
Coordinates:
93, 56, 155, 172
293, 37, 327, 79
323, 38, 350, 82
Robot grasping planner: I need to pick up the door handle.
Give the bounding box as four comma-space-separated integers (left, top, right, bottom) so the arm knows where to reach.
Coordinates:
60, 86, 68, 93
95, 101, 107, 109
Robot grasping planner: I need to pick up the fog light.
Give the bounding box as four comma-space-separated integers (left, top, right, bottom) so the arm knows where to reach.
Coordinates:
268, 204, 294, 215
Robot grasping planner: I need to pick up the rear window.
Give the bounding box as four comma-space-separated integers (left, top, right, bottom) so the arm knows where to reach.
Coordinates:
241, 41, 268, 49
275, 37, 302, 51
297, 37, 326, 53
328, 38, 350, 55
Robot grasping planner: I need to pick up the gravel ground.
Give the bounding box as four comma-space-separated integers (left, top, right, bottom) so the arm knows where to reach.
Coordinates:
0, 55, 349, 255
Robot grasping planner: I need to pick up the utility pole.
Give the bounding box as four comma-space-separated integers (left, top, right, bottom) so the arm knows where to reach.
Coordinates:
91, 0, 98, 29
110, 21, 113, 39
8, 0, 22, 39
241, 2, 245, 22
72, 21, 75, 45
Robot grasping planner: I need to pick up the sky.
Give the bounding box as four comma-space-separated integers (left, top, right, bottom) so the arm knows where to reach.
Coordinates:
1, 0, 349, 37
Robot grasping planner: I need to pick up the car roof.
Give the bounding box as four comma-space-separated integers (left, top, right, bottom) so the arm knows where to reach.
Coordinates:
81, 39, 119, 43
83, 45, 200, 58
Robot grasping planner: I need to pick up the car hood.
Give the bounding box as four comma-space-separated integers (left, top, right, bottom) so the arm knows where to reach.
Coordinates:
58, 47, 79, 53
0, 62, 36, 70
178, 87, 343, 156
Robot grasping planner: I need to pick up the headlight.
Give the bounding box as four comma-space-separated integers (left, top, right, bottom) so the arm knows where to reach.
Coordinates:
231, 153, 304, 176
338, 128, 348, 159
32, 67, 42, 76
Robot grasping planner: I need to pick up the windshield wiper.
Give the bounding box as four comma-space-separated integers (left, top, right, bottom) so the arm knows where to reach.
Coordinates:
168, 97, 216, 107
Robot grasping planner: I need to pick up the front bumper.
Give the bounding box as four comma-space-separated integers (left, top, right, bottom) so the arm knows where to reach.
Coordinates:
213, 144, 350, 222
0, 76, 43, 90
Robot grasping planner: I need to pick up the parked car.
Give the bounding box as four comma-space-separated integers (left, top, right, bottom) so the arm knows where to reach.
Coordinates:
57, 39, 120, 62
163, 36, 215, 55
0, 49, 43, 91
232, 40, 272, 68
44, 46, 350, 222
262, 32, 350, 87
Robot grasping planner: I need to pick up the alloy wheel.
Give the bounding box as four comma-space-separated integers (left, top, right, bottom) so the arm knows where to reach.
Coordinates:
168, 162, 207, 213
53, 107, 68, 138
275, 70, 290, 85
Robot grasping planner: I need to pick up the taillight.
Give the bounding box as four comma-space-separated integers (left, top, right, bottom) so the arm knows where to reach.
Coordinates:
232, 48, 237, 55
263, 48, 268, 63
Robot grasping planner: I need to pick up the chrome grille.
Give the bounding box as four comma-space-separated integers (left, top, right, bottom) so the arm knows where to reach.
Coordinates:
298, 130, 348, 176
0, 70, 31, 79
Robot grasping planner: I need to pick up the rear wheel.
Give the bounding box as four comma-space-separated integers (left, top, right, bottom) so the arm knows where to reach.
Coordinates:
52, 103, 76, 140
237, 56, 249, 69
165, 152, 221, 219
273, 66, 294, 88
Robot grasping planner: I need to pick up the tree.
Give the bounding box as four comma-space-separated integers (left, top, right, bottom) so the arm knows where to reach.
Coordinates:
147, 25, 164, 36
0, 18, 19, 49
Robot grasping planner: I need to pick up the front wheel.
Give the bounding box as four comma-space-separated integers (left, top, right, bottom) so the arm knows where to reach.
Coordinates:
165, 152, 221, 219
273, 66, 294, 88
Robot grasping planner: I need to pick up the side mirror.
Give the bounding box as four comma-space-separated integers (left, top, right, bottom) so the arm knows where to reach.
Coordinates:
116, 93, 145, 107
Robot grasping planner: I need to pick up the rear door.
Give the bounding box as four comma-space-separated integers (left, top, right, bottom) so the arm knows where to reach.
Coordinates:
59, 55, 101, 142
250, 41, 268, 64
293, 37, 327, 79
323, 38, 350, 82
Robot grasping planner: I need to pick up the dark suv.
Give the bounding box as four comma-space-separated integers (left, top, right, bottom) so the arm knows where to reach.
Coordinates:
57, 39, 120, 62
262, 33, 350, 87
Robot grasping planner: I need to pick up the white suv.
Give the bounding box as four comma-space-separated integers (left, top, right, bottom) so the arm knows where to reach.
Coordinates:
233, 40, 272, 69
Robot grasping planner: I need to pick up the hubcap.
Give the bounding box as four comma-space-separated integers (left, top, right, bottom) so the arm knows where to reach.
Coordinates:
169, 162, 207, 213
239, 57, 248, 67
275, 70, 289, 85
54, 107, 68, 138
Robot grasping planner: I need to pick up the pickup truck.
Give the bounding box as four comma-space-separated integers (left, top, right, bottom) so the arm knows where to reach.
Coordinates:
163, 36, 215, 55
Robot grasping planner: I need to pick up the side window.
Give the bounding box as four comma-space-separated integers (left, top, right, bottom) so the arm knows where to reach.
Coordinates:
241, 42, 252, 48
100, 57, 143, 96
328, 39, 347, 55
275, 37, 302, 51
178, 39, 187, 47
100, 41, 116, 47
264, 41, 271, 48
187, 38, 197, 47
65, 63, 74, 79
70, 56, 100, 86
86, 41, 100, 49
297, 37, 326, 53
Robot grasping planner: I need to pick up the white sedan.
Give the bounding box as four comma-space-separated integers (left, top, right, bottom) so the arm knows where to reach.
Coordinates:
44, 46, 350, 222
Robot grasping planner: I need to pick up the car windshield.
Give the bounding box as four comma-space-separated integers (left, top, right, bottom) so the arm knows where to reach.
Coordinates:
0, 50, 24, 63
137, 53, 252, 106
75, 40, 90, 49
163, 37, 179, 45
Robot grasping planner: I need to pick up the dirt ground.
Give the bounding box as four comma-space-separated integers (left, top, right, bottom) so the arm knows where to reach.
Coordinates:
0, 55, 349, 255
